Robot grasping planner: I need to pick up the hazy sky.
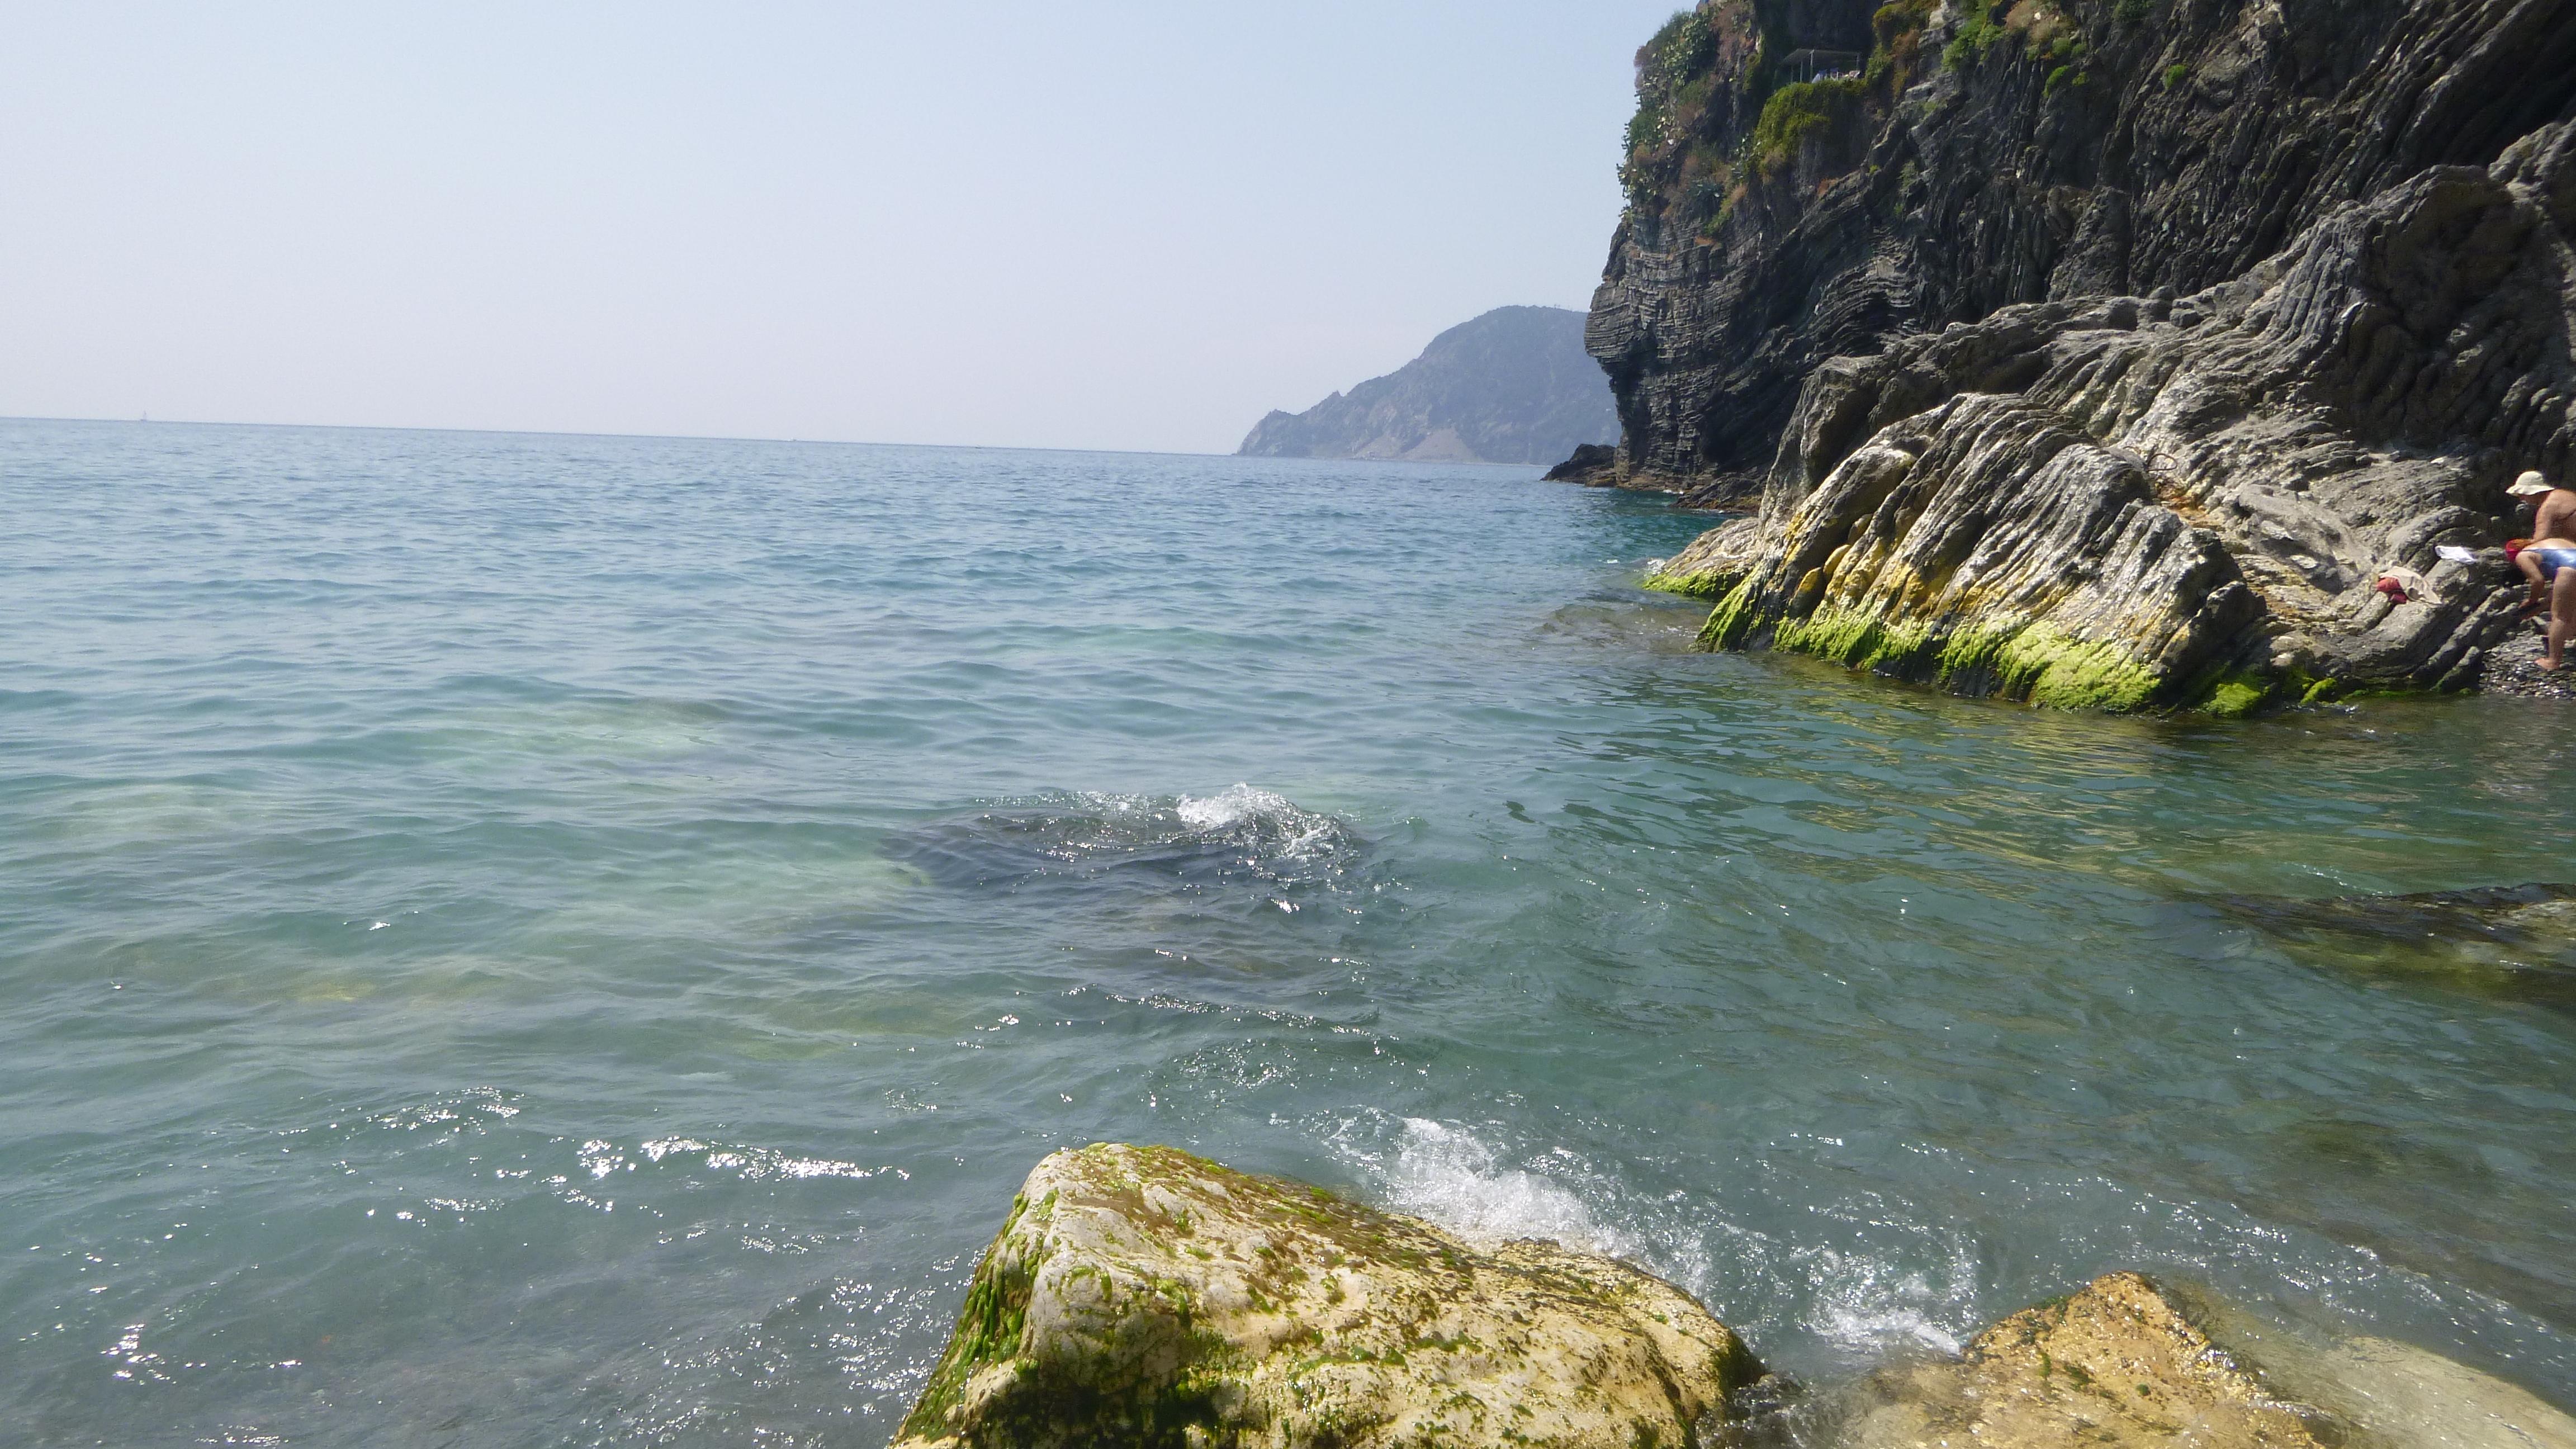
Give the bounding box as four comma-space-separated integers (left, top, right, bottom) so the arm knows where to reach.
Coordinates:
0, 2, 1680, 453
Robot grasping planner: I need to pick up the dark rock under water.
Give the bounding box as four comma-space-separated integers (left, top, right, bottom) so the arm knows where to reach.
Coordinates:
2209, 879, 2576, 1006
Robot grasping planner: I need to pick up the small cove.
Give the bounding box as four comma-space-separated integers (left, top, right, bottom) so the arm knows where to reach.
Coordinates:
3, 418, 2573, 1445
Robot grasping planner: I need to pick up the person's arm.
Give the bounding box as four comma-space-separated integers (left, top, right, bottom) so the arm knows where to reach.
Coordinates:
2521, 548, 2549, 610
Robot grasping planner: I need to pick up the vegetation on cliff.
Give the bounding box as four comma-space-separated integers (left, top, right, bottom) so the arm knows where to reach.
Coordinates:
1602, 0, 2576, 709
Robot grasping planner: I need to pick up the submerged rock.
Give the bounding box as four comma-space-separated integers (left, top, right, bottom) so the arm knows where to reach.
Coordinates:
892, 1143, 1759, 1449
2213, 880, 2576, 1007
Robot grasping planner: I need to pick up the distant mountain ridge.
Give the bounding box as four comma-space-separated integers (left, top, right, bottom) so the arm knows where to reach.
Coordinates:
1237, 306, 1617, 465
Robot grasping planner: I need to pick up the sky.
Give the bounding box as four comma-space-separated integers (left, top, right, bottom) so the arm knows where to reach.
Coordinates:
0, 2, 1683, 454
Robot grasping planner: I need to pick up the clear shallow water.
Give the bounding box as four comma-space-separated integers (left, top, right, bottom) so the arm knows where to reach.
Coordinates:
4, 418, 2575, 1446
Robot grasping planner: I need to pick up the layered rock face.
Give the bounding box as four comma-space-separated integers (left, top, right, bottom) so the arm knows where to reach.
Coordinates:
1652, 120, 2576, 707
1239, 307, 1618, 465
892, 1143, 1758, 1449
1595, 0, 2576, 705
1591, 0, 2576, 498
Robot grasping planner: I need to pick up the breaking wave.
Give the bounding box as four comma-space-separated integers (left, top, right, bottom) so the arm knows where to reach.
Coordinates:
889, 784, 1364, 895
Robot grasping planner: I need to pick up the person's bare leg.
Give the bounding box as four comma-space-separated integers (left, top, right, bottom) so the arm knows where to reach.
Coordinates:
2546, 567, 2576, 670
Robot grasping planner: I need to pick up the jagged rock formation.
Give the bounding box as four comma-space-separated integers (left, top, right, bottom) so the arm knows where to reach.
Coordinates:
1239, 307, 1619, 465
892, 1143, 1758, 1449
1607, 0, 2576, 707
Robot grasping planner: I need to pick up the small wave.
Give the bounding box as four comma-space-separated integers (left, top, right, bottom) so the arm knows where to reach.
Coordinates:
889, 785, 1363, 893
1379, 1118, 1641, 1257
1800, 1244, 1973, 1359
1318, 1112, 1646, 1262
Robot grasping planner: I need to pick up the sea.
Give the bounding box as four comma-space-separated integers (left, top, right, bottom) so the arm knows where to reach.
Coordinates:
4, 417, 2573, 1445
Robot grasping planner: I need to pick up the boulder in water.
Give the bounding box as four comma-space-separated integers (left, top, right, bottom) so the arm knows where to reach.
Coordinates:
891, 1142, 1759, 1448
1841, 1272, 2331, 1447
1834, 1271, 2576, 1449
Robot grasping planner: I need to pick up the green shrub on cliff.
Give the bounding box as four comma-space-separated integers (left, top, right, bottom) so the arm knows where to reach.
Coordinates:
1943, 6, 2008, 68
1623, 3, 1738, 206
1866, 0, 1936, 92
1751, 78, 1863, 176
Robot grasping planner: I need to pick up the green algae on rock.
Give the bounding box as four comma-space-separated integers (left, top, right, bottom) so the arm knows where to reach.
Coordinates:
892, 1143, 1760, 1449
1644, 118, 2576, 712
1598, 0, 2576, 707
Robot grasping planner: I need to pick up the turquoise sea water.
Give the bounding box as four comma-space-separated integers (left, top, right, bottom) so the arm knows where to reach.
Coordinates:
4, 418, 2575, 1445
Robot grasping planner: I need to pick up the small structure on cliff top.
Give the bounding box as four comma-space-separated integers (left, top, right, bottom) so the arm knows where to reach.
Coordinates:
1781, 48, 1863, 82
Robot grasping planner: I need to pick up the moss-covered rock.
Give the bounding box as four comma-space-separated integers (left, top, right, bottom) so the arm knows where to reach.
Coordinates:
893, 1143, 1759, 1449
1644, 516, 1761, 603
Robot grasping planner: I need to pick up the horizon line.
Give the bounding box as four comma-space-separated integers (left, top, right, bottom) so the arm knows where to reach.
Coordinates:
0, 411, 1244, 461
0, 413, 1552, 467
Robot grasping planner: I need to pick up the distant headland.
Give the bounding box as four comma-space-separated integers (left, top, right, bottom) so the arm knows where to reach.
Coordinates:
1236, 305, 1617, 466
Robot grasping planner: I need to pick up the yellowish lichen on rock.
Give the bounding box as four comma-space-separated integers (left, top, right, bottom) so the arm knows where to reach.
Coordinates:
893, 1143, 1759, 1449
1839, 1272, 2329, 1448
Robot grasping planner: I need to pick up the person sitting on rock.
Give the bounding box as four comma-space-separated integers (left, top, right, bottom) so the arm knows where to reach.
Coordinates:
2512, 472, 2576, 669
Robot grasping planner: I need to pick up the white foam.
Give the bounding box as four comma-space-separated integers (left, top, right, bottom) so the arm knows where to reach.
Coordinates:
1800, 1242, 1974, 1359
1332, 1115, 1645, 1261
1176, 783, 1298, 832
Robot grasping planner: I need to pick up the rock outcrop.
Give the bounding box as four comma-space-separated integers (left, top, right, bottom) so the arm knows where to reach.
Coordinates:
1828, 1272, 2576, 1449
1595, 0, 2576, 707
1840, 1273, 2334, 1447
898, 1158, 2576, 1447
1240, 307, 1620, 465
892, 1143, 1759, 1449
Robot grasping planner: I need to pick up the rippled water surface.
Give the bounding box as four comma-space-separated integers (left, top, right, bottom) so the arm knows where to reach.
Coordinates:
6, 419, 2575, 1445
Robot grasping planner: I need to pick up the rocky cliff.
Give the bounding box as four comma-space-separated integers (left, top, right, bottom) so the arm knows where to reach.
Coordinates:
1239, 306, 1618, 465
1595, 0, 2576, 708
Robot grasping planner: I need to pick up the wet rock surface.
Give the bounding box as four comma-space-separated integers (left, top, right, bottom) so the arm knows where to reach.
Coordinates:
898, 1163, 2576, 1448
892, 1143, 1760, 1449
1810, 1272, 2576, 1449
1600, 0, 2576, 707
1833, 1273, 2332, 1448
